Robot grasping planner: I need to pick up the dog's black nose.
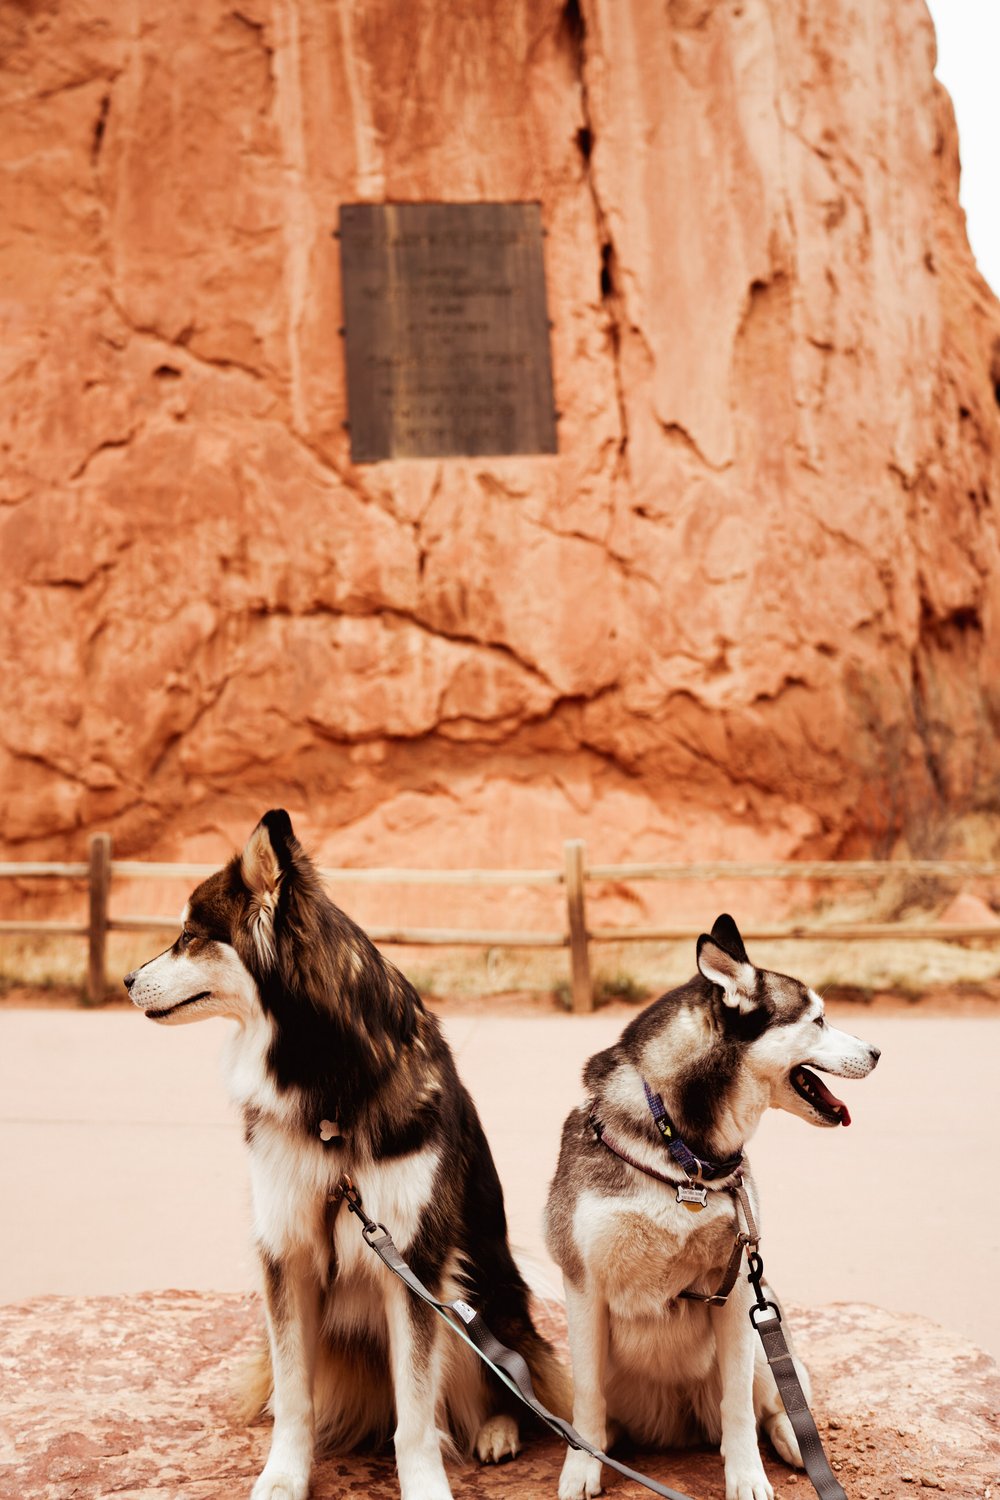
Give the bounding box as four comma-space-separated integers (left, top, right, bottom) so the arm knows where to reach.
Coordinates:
869, 1045, 881, 1064
123, 970, 137, 992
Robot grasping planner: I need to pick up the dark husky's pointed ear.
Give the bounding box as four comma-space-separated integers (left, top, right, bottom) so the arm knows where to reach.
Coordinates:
709, 912, 749, 964
240, 810, 295, 965
696, 927, 756, 1011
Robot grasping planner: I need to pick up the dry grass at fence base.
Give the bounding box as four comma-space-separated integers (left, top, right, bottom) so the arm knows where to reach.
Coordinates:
3, 928, 1000, 1013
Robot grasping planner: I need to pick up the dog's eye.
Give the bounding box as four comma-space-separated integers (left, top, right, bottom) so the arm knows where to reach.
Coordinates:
179, 930, 193, 949
813, 1014, 825, 1027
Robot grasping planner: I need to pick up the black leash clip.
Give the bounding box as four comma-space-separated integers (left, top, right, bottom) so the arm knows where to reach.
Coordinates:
333, 1173, 388, 1243
746, 1248, 782, 1327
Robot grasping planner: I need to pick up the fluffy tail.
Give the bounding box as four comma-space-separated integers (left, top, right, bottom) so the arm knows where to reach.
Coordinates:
233, 1338, 272, 1426
507, 1248, 572, 1419
233, 1332, 395, 1452
521, 1323, 572, 1422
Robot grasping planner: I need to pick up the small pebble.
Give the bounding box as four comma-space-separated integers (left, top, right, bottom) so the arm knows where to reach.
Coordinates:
919, 1479, 944, 1492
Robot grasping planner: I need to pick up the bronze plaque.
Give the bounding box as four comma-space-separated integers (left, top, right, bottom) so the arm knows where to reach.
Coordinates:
338, 202, 557, 462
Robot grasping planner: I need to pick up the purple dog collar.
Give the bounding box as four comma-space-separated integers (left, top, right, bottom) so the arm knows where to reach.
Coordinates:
642, 1079, 744, 1182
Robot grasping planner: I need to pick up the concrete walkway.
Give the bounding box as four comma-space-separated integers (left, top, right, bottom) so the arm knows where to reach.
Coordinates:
1, 1003, 996, 1359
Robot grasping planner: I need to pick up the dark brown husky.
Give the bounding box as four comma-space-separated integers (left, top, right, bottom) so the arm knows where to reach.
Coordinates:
125, 810, 566, 1500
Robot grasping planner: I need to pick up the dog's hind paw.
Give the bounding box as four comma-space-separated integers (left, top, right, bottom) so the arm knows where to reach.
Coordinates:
476, 1413, 520, 1463
558, 1448, 603, 1499
764, 1411, 803, 1468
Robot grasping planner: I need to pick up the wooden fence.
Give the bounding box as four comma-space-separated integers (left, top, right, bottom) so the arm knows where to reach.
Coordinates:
1, 835, 998, 1010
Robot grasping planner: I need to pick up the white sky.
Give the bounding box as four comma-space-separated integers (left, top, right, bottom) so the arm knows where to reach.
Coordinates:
925, 0, 1000, 294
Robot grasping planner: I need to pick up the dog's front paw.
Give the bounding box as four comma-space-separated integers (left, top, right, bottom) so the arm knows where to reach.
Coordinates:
764, 1411, 803, 1468
559, 1447, 603, 1500
399, 1474, 453, 1500
476, 1413, 520, 1463
250, 1469, 309, 1500
396, 1450, 454, 1500
724, 1460, 774, 1500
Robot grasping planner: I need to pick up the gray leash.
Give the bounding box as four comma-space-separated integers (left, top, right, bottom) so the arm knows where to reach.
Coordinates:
333, 1172, 847, 1500
744, 1251, 846, 1498
734, 1183, 847, 1500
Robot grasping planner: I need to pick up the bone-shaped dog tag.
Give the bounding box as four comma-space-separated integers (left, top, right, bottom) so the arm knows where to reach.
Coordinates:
319, 1119, 342, 1142
676, 1183, 708, 1212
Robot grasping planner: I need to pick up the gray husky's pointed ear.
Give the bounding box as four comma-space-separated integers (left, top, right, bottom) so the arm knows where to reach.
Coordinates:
240, 810, 293, 965
710, 912, 749, 964
696, 932, 756, 1010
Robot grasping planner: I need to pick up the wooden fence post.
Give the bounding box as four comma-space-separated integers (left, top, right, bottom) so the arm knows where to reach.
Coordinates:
564, 839, 593, 1013
87, 833, 112, 1005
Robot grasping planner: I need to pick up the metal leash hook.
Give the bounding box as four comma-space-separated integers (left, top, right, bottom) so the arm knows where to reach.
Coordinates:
745, 1247, 782, 1329
333, 1172, 389, 1245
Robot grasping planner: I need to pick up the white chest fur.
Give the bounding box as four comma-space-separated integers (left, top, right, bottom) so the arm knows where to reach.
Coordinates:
247, 1123, 336, 1269
331, 1147, 441, 1276
574, 1175, 739, 1318
222, 1013, 297, 1125
245, 1112, 442, 1297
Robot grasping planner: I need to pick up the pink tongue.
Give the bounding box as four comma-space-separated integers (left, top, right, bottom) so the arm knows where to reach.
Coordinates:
811, 1071, 850, 1127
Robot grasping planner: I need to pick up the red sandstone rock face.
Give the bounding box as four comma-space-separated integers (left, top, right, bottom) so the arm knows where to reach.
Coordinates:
0, 0, 998, 873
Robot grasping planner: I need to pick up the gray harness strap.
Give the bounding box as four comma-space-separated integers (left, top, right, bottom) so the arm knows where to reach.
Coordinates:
678, 1222, 751, 1306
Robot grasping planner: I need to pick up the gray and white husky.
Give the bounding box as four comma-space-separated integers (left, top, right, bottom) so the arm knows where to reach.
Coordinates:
125, 810, 566, 1500
545, 914, 880, 1500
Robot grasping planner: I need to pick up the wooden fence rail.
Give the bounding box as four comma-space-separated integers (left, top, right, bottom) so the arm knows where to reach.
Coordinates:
0, 835, 998, 1010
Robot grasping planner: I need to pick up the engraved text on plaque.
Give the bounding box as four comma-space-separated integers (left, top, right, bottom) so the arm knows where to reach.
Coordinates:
338, 202, 557, 463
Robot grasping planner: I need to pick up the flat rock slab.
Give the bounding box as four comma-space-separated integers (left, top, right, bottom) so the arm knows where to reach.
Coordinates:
0, 1294, 997, 1500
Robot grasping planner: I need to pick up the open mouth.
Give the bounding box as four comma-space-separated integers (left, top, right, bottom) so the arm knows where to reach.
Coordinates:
145, 991, 211, 1020
790, 1066, 851, 1126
